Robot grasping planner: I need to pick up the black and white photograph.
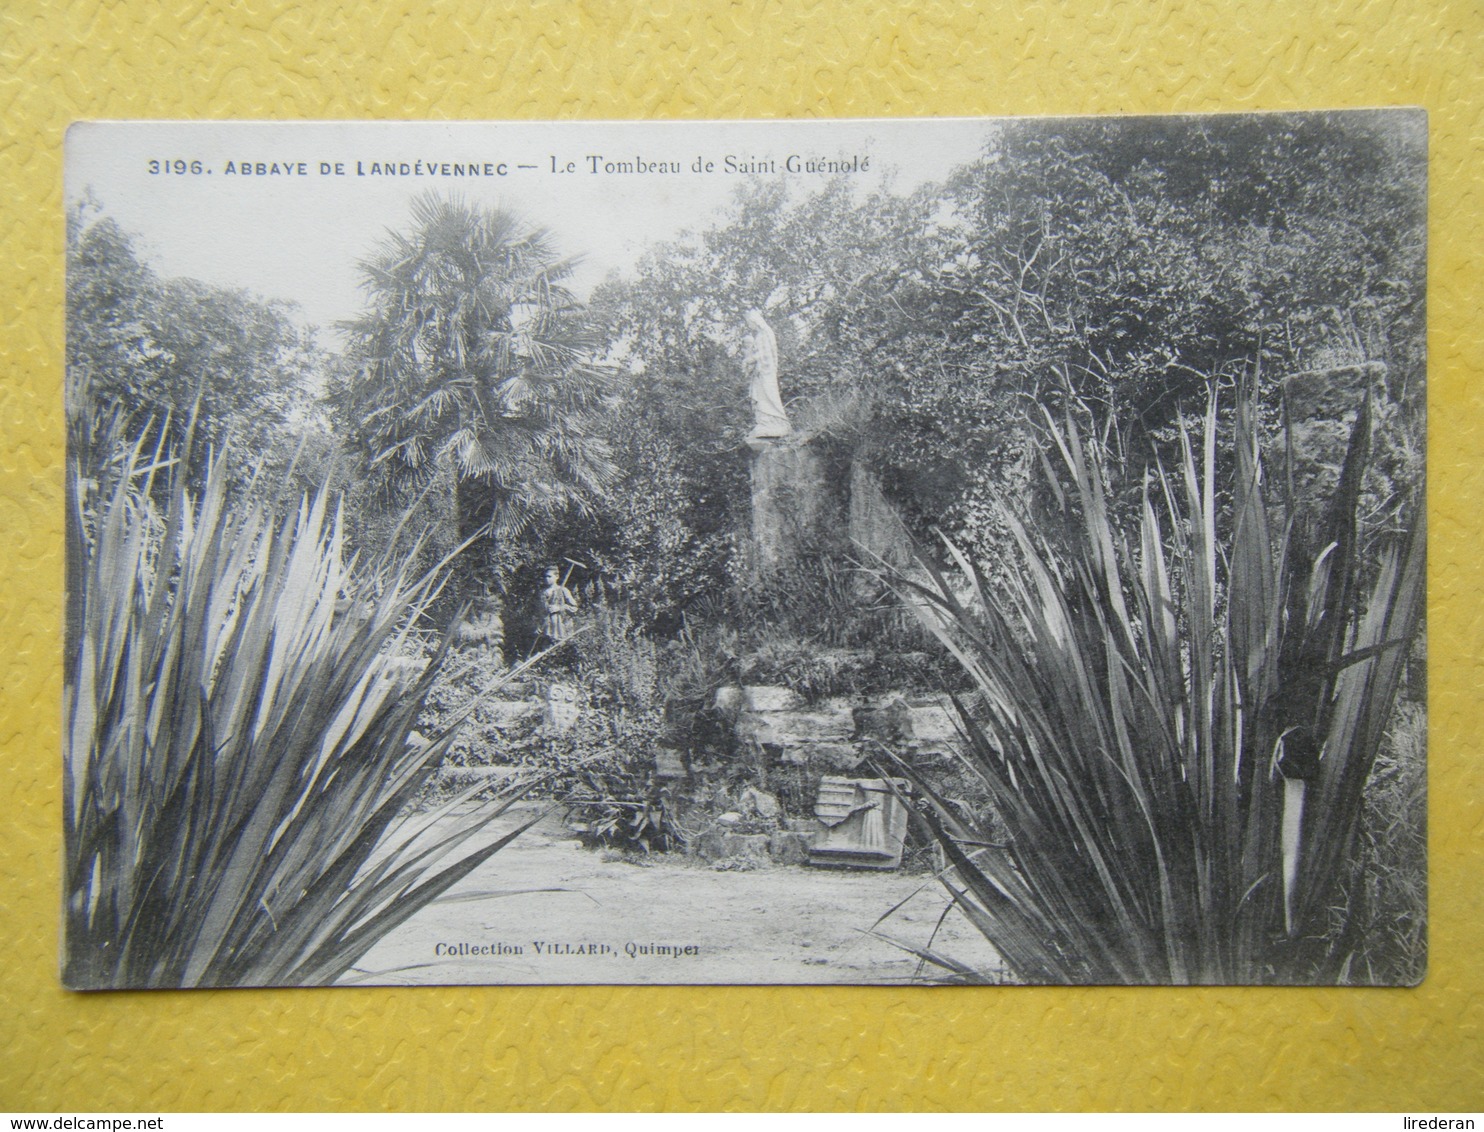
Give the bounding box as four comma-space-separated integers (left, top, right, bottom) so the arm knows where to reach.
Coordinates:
63, 114, 1426, 989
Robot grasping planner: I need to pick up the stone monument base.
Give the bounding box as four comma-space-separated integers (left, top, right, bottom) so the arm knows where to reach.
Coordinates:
749, 436, 830, 576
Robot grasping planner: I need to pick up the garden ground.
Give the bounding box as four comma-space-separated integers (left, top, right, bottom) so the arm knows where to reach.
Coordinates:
352, 804, 1004, 985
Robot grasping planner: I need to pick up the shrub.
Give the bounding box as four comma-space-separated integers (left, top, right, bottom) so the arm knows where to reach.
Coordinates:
63, 432, 537, 988
416, 644, 522, 769
885, 377, 1424, 984
487, 600, 688, 852
501, 698, 684, 853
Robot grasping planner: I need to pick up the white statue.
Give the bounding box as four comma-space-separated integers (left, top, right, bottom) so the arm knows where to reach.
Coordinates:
743, 310, 791, 440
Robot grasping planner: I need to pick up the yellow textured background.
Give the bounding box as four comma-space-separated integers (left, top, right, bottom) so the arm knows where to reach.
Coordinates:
3, 0, 1480, 1113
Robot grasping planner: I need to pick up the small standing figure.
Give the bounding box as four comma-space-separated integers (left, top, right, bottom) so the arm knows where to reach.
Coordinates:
743, 309, 791, 440
540, 565, 579, 643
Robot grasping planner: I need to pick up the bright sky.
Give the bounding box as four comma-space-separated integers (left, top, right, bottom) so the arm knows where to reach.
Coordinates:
66, 120, 994, 343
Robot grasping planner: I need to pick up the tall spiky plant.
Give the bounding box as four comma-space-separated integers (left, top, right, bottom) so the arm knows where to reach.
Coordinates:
63, 429, 542, 988
884, 377, 1424, 984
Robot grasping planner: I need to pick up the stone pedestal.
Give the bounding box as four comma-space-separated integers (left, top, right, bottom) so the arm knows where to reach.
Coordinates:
748, 437, 829, 576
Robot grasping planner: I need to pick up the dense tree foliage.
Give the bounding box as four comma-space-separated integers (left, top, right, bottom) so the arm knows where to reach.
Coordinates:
584, 111, 1425, 626
932, 112, 1425, 462
66, 196, 322, 482
332, 195, 616, 572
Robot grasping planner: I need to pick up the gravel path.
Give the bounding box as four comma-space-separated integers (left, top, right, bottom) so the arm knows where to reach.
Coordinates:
352, 806, 1005, 985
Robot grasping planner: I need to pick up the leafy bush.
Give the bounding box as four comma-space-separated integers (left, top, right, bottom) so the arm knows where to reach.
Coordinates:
886, 378, 1424, 984
486, 600, 689, 852
706, 552, 958, 703
63, 432, 538, 988
559, 715, 685, 853
572, 592, 661, 712
416, 644, 526, 769
500, 700, 685, 853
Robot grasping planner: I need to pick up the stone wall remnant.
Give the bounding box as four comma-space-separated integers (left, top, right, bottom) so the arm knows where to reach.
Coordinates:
714, 684, 968, 769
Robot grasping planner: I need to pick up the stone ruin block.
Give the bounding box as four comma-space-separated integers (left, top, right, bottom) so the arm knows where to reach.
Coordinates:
853, 693, 908, 742
778, 741, 864, 769
738, 784, 781, 819
544, 681, 581, 733
485, 699, 544, 729
749, 438, 840, 577
740, 684, 805, 713
736, 703, 855, 746
691, 828, 773, 866
899, 694, 962, 753
849, 462, 916, 574
808, 776, 912, 870
767, 828, 818, 866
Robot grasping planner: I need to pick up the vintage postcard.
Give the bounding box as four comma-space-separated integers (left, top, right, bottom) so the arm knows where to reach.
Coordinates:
63, 114, 1426, 988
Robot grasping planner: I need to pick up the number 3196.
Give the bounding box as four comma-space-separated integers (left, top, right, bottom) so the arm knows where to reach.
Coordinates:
148, 159, 207, 174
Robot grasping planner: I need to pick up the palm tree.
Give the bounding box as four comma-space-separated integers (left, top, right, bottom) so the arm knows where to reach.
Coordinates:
336, 194, 616, 550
